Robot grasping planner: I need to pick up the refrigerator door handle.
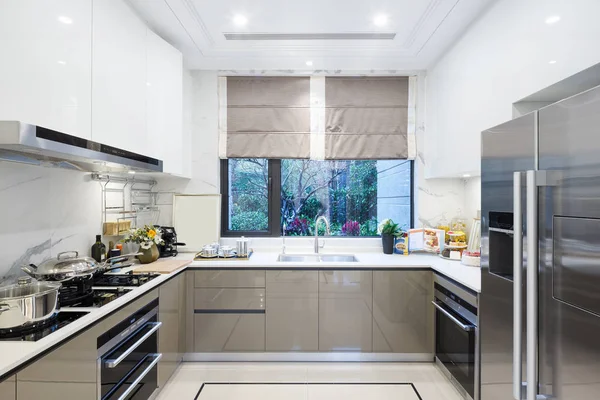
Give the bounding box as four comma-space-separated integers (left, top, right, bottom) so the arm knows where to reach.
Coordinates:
526, 170, 538, 400
513, 171, 523, 400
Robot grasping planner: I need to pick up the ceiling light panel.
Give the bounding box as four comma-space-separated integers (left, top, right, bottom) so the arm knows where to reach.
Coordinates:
374, 14, 388, 27
233, 14, 248, 26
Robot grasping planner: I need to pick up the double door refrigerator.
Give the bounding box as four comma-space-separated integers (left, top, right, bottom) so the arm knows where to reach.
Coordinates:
480, 84, 600, 400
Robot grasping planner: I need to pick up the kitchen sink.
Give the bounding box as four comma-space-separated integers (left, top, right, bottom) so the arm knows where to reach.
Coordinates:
277, 254, 358, 263
319, 254, 358, 262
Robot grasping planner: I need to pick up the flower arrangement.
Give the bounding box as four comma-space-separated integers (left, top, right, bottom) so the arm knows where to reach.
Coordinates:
377, 218, 403, 237
342, 220, 360, 236
122, 225, 164, 249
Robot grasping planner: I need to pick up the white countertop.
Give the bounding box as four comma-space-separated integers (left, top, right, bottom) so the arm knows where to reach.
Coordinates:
0, 251, 480, 380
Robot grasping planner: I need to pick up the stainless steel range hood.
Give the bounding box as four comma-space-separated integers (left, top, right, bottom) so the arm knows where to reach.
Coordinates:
0, 121, 162, 173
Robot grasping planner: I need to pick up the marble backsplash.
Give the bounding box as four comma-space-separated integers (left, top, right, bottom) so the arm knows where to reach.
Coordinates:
0, 162, 102, 285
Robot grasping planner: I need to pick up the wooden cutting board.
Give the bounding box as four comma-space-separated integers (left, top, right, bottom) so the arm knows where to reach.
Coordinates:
132, 259, 192, 274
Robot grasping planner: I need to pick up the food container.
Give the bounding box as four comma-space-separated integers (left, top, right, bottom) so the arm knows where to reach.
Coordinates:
236, 237, 249, 257
447, 231, 467, 247
437, 216, 451, 242
451, 217, 467, 234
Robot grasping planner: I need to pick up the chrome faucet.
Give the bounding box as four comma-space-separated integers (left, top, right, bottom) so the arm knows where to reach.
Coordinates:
282, 222, 287, 254
314, 216, 330, 253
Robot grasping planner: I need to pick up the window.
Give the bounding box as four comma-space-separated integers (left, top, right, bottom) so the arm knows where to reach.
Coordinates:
221, 159, 413, 237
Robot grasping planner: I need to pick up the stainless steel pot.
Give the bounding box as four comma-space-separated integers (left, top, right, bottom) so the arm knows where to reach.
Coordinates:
22, 251, 141, 282
0, 277, 61, 330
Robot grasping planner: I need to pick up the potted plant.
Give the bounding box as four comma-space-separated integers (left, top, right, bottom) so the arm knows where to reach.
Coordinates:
122, 225, 164, 264
378, 219, 403, 254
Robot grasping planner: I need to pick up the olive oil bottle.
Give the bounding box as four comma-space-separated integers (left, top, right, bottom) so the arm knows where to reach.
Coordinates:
91, 235, 106, 262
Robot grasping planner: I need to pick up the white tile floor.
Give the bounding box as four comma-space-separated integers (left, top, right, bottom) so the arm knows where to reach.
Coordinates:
156, 362, 464, 400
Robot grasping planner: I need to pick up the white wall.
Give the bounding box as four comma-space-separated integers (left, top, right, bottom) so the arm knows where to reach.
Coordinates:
427, 0, 600, 178
0, 162, 101, 284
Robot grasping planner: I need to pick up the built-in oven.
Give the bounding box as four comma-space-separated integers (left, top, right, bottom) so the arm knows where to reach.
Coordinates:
97, 298, 162, 400
433, 274, 479, 400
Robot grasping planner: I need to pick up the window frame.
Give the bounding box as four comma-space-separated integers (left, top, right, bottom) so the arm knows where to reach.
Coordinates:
220, 158, 414, 238
220, 159, 281, 237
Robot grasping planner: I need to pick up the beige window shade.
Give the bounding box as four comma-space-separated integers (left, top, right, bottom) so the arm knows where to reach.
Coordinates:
325, 77, 409, 159
225, 77, 311, 158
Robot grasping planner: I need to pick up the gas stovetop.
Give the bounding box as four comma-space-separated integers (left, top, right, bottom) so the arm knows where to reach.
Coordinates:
93, 272, 160, 288
0, 272, 161, 341
0, 311, 89, 342
60, 272, 161, 309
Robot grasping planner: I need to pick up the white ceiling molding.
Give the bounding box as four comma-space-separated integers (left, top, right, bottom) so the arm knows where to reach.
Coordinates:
223, 33, 397, 41
128, 0, 496, 70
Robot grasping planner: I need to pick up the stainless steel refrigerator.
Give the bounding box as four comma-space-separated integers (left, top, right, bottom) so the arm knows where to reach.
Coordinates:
481, 84, 600, 400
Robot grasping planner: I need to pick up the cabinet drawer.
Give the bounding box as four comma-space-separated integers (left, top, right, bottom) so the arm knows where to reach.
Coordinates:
0, 375, 15, 400
194, 270, 265, 288
266, 270, 318, 295
194, 313, 265, 352
194, 288, 265, 310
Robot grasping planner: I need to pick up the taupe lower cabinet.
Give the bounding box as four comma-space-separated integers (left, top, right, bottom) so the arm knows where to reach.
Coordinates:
193, 270, 266, 352
319, 270, 373, 352
188, 268, 434, 356
0, 375, 15, 400
372, 271, 434, 354
16, 290, 158, 400
158, 273, 186, 387
266, 270, 318, 351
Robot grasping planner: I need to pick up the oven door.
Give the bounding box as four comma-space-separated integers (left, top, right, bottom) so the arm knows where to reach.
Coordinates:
433, 299, 476, 399
100, 316, 162, 400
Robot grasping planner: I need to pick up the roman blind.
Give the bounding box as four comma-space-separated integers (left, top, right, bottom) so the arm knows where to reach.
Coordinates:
222, 76, 311, 158
324, 76, 410, 159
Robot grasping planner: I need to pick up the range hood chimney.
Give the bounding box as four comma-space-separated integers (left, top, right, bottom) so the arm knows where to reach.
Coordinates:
0, 121, 162, 173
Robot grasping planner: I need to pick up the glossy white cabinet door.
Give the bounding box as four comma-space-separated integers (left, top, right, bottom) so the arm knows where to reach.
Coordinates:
146, 29, 183, 174
0, 0, 92, 138
92, 0, 147, 154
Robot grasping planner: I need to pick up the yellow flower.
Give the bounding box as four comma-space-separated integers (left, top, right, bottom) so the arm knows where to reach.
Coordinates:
148, 229, 156, 238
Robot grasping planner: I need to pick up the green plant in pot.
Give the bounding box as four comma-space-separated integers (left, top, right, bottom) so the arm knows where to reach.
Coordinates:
122, 225, 164, 264
378, 219, 403, 255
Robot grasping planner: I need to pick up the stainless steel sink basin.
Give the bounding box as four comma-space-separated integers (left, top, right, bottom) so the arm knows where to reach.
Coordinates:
319, 254, 358, 262
277, 254, 358, 263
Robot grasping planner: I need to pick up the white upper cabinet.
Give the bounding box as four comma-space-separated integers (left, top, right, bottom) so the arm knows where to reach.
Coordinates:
0, 0, 92, 138
146, 29, 184, 175
92, 0, 147, 155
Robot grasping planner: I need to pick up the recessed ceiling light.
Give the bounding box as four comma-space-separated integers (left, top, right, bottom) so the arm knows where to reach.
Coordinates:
57, 60, 66, 65
545, 15, 561, 24
463, 174, 471, 178
233, 14, 248, 26
146, 82, 151, 86
128, 170, 136, 174
374, 14, 388, 27
549, 60, 557, 64
58, 16, 73, 24
306, 61, 313, 66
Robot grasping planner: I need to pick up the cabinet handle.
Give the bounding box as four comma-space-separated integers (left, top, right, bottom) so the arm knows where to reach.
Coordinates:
526, 170, 538, 400
105, 322, 162, 368
117, 353, 162, 400
513, 171, 523, 400
431, 301, 475, 331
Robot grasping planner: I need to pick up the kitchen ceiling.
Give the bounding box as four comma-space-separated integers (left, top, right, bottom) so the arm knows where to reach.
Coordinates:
126, 0, 495, 71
